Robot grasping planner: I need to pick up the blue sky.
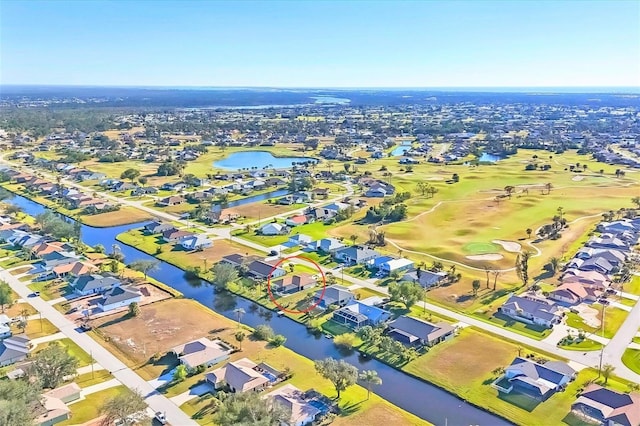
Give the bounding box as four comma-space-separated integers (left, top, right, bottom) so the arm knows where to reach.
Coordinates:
1, 0, 639, 87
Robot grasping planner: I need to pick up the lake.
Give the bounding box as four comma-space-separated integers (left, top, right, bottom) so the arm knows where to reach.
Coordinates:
478, 153, 504, 162
391, 141, 413, 156
213, 151, 317, 170
5, 193, 509, 426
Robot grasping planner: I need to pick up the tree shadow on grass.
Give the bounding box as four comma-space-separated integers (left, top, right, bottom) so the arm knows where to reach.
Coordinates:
497, 391, 541, 412
144, 352, 179, 376
479, 288, 512, 305
338, 400, 364, 416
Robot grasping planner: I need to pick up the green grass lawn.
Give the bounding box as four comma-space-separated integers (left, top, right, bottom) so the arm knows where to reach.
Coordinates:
36, 338, 93, 367
558, 338, 603, 351
181, 392, 217, 425
623, 276, 640, 295
565, 307, 628, 339
27, 279, 71, 301
73, 370, 114, 388
615, 297, 637, 307
59, 385, 126, 425
621, 348, 640, 375
13, 318, 59, 339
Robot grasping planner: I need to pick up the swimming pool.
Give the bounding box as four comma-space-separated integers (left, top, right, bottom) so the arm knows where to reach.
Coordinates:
262, 372, 278, 382
308, 399, 330, 413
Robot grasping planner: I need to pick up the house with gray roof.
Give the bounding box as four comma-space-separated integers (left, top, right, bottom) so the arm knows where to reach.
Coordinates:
206, 357, 279, 393
171, 338, 232, 371
70, 274, 121, 296
401, 269, 447, 288
493, 357, 575, 401
313, 285, 355, 309
499, 293, 562, 328
97, 286, 142, 312
387, 316, 455, 347
572, 384, 640, 426
247, 260, 286, 279
0, 335, 31, 367
333, 245, 380, 265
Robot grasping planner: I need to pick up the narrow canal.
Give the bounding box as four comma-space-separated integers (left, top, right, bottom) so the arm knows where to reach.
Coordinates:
6, 193, 510, 426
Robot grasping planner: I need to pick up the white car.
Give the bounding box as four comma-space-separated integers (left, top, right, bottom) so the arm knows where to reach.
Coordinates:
155, 412, 167, 425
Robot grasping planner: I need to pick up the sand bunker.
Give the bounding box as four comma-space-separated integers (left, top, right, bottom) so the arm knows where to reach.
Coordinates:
466, 253, 503, 261
575, 303, 601, 328
426, 177, 444, 181
492, 240, 521, 253
572, 175, 585, 181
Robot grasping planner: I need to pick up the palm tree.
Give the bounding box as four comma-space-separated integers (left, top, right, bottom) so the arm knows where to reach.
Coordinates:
359, 370, 382, 400
472, 280, 481, 297
601, 364, 615, 385
233, 307, 245, 329
548, 257, 561, 276
234, 331, 245, 351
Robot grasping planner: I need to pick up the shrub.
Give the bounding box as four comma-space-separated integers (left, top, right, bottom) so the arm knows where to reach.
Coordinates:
333, 333, 358, 350
269, 335, 287, 347
253, 324, 275, 341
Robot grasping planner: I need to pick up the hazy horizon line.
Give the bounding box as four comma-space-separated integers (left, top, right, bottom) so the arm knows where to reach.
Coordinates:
2, 84, 639, 94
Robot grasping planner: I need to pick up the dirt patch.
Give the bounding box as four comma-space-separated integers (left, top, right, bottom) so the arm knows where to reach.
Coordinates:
332, 402, 418, 426
465, 253, 503, 261
492, 240, 522, 253
92, 298, 234, 364
575, 303, 601, 328
225, 202, 304, 220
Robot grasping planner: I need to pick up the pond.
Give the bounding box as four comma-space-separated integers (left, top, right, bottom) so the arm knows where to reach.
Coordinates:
478, 153, 504, 162
213, 151, 317, 170
390, 141, 413, 156
4, 193, 509, 426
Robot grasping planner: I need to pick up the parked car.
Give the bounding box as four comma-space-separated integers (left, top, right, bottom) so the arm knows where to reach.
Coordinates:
28, 291, 40, 297
154, 412, 167, 425
268, 250, 278, 256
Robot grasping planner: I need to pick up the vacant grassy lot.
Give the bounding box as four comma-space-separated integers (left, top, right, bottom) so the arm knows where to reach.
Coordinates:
81, 206, 152, 227
225, 201, 307, 221
35, 338, 93, 366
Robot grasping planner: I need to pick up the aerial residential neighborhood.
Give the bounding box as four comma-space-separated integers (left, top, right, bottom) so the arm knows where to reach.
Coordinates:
1, 1, 640, 425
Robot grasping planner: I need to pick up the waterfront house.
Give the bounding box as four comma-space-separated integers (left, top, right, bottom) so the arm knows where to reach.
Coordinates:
179, 234, 213, 251
313, 285, 355, 309
265, 384, 322, 426
571, 384, 640, 426
97, 286, 142, 312
332, 300, 391, 329
162, 229, 194, 243
144, 221, 175, 235
247, 260, 286, 279
271, 274, 316, 294
70, 274, 121, 296
387, 316, 455, 347
493, 357, 575, 401
206, 358, 279, 393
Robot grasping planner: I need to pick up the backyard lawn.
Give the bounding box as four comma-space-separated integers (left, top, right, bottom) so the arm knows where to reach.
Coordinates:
35, 338, 93, 367
13, 318, 58, 339
474, 311, 552, 340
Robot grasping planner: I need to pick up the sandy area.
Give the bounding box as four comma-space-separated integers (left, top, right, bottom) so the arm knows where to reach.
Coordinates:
426, 177, 444, 181
575, 303, 601, 328
465, 253, 503, 261
572, 175, 585, 181
492, 239, 522, 253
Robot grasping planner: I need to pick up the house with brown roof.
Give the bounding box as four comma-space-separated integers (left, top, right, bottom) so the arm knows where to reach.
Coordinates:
549, 282, 600, 305
162, 229, 194, 243
265, 384, 322, 426
34, 382, 81, 426
571, 384, 640, 426
156, 195, 186, 206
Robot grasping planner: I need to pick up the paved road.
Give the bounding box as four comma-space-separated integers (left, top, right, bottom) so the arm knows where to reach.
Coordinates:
227, 243, 640, 383
0, 267, 197, 426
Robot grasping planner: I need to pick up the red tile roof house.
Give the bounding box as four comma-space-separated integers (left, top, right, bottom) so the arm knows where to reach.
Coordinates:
271, 274, 316, 294
285, 215, 308, 227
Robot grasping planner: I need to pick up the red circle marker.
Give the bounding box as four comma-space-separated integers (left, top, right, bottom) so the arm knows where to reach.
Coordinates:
266, 255, 327, 315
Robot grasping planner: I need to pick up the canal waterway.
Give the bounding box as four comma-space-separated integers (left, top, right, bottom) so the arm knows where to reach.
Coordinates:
6, 193, 510, 426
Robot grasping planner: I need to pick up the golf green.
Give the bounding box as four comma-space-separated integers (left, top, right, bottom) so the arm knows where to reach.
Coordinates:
462, 242, 501, 254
